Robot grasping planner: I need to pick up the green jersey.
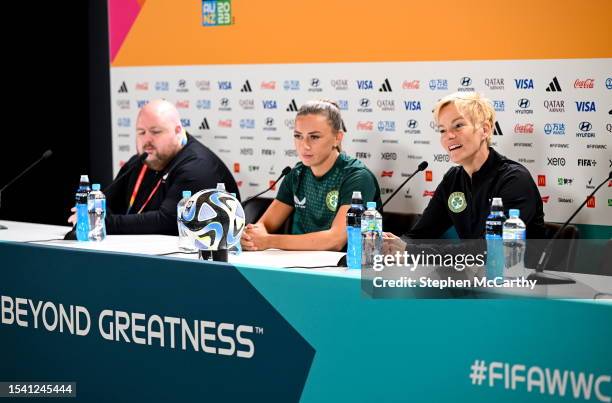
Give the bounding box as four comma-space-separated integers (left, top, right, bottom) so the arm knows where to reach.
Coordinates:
276, 153, 381, 235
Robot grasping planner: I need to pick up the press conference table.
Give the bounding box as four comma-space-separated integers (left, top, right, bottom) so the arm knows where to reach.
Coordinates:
1, 220, 610, 294
1, 220, 611, 403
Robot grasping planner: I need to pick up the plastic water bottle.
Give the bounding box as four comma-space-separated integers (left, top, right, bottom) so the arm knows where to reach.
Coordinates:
229, 192, 242, 255
346, 191, 365, 269
177, 190, 196, 252
87, 183, 106, 242
503, 209, 526, 276
485, 197, 506, 281
75, 175, 91, 242
361, 201, 382, 270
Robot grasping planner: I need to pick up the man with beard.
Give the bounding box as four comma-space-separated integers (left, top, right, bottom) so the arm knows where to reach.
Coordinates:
68, 99, 238, 235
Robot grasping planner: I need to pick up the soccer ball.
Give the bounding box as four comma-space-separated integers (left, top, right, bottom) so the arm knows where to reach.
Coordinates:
179, 189, 245, 251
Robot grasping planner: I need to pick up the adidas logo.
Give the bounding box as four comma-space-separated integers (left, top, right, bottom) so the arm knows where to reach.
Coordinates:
493, 121, 504, 135
545, 77, 562, 92
286, 99, 298, 112
240, 80, 252, 92
118, 82, 128, 93
378, 78, 392, 92
199, 118, 210, 130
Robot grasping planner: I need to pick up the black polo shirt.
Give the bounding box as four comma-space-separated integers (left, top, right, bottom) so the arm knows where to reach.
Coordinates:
407, 147, 545, 239
105, 134, 239, 235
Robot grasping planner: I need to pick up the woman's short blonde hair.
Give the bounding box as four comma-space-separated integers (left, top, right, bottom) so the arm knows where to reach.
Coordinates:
433, 92, 495, 146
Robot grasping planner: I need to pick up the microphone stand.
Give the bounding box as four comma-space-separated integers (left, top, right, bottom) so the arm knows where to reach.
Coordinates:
0, 150, 53, 230
528, 172, 611, 285
242, 167, 291, 206
382, 162, 428, 209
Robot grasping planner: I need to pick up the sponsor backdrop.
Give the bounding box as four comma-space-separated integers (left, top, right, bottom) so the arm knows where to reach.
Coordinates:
108, 0, 612, 227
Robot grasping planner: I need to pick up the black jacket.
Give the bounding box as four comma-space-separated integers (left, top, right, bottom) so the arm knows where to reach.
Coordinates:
407, 147, 545, 239
105, 134, 239, 235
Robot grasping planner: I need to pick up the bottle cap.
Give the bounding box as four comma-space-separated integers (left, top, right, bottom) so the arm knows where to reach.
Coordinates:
366, 201, 377, 209
351, 191, 362, 199
80, 175, 89, 183
216, 183, 226, 190
92, 183, 100, 191
491, 197, 503, 207
182, 190, 192, 199
509, 209, 520, 218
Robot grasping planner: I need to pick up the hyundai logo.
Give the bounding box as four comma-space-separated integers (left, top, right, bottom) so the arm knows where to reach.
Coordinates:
311, 78, 320, 87
518, 98, 530, 108
265, 118, 274, 126
360, 98, 370, 107
407, 119, 418, 129
178, 79, 186, 88
460, 77, 472, 86
579, 121, 592, 132
220, 98, 229, 107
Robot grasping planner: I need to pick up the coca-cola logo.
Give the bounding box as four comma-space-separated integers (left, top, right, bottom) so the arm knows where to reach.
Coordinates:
514, 123, 534, 134
357, 121, 373, 131
402, 80, 420, 89
574, 79, 595, 89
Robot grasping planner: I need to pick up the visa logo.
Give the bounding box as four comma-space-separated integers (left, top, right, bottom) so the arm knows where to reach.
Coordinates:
217, 81, 232, 90
357, 80, 373, 90
514, 79, 534, 89
576, 101, 596, 112
404, 101, 421, 111
262, 100, 277, 109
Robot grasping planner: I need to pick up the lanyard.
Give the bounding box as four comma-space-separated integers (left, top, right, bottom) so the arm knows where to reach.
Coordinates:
126, 164, 164, 214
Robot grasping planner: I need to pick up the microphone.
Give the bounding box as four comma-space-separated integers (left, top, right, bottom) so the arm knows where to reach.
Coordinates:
103, 152, 148, 193
63, 153, 148, 240
242, 166, 291, 206
528, 170, 611, 285
382, 161, 428, 208
0, 150, 53, 229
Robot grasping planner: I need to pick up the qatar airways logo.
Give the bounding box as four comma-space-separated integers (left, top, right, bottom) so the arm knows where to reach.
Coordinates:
195, 80, 210, 91
543, 100, 565, 113
484, 78, 505, 90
